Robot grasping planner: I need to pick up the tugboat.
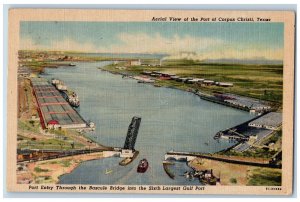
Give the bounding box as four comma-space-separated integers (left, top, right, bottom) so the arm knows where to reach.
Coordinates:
137, 159, 149, 173
67, 91, 80, 108
61, 90, 80, 108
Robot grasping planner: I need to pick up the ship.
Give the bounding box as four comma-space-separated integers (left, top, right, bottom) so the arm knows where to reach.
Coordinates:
61, 90, 80, 108
137, 159, 149, 173
69, 63, 76, 66
51, 78, 67, 91
51, 79, 80, 108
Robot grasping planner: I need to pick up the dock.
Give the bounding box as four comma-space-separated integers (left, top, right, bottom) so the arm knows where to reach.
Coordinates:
31, 78, 87, 129
165, 151, 280, 168
196, 92, 272, 113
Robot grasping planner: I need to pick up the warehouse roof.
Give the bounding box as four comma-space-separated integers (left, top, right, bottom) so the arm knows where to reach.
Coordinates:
249, 112, 282, 128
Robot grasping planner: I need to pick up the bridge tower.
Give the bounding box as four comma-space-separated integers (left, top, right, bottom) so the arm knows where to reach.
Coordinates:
123, 116, 141, 150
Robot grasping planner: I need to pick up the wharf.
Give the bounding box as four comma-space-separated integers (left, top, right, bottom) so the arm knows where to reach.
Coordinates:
165, 151, 280, 168
31, 78, 87, 129
196, 92, 272, 113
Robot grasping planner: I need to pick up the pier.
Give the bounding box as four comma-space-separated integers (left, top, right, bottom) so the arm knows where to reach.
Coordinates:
165, 151, 280, 168
196, 92, 272, 113
31, 78, 87, 129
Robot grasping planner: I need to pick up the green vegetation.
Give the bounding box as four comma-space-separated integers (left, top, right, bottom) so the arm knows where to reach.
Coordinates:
39, 159, 71, 167
34, 176, 53, 184
61, 159, 72, 167
17, 138, 84, 150
18, 120, 86, 150
247, 168, 281, 186
47, 128, 67, 136
18, 120, 40, 133
264, 129, 282, 144
230, 178, 237, 184
103, 59, 283, 103
34, 167, 49, 173
219, 149, 277, 159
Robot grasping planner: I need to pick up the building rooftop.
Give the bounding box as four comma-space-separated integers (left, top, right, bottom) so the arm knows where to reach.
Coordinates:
249, 112, 282, 128
31, 78, 86, 128
224, 93, 271, 110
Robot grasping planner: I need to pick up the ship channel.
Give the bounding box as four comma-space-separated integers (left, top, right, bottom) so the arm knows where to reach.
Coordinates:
40, 61, 253, 185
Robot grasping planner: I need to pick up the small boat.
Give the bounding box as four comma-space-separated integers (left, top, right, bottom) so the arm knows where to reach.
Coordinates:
137, 159, 149, 173
69, 63, 76, 66
105, 169, 113, 175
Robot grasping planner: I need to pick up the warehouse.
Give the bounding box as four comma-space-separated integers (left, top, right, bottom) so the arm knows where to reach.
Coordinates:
223, 93, 271, 112
248, 112, 282, 130
31, 78, 87, 129
216, 82, 234, 87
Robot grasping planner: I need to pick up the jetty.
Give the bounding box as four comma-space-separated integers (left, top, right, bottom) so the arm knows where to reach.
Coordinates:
164, 151, 281, 168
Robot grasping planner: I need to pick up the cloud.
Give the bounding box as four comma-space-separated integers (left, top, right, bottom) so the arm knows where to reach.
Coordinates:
50, 38, 97, 52
165, 47, 283, 61
103, 33, 223, 54
20, 33, 283, 61
20, 37, 97, 52
20, 33, 223, 54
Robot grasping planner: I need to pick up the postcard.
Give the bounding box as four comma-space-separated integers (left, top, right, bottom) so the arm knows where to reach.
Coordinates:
6, 9, 295, 195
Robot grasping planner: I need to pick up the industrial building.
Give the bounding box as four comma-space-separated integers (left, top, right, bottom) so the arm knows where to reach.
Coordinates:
202, 80, 215, 85
129, 59, 141, 66
215, 82, 234, 87
248, 112, 282, 130
31, 78, 87, 129
223, 94, 271, 112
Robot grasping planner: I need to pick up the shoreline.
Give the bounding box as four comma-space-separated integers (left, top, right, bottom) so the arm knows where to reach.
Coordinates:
99, 66, 278, 111
18, 152, 104, 184
188, 158, 281, 186
17, 63, 114, 184
100, 65, 282, 164
18, 59, 282, 185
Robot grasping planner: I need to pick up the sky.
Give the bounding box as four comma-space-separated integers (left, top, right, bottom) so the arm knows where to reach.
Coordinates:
20, 21, 284, 61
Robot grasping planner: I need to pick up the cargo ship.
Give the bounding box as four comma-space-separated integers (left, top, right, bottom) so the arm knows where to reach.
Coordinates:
61, 90, 80, 108
69, 63, 76, 66
51, 78, 67, 91
137, 159, 149, 173
51, 78, 80, 108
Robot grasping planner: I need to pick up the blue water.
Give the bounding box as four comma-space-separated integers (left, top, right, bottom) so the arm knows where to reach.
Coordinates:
41, 61, 252, 185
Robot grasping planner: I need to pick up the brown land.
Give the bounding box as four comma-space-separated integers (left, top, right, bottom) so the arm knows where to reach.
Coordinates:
18, 78, 37, 119
17, 152, 103, 184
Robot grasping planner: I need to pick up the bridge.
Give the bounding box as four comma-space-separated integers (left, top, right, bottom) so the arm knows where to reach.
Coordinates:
164, 152, 196, 162
17, 117, 142, 163
123, 116, 141, 150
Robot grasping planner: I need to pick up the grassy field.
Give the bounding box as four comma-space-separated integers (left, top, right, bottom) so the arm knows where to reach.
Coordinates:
17, 119, 85, 150
247, 168, 282, 186
103, 59, 283, 103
